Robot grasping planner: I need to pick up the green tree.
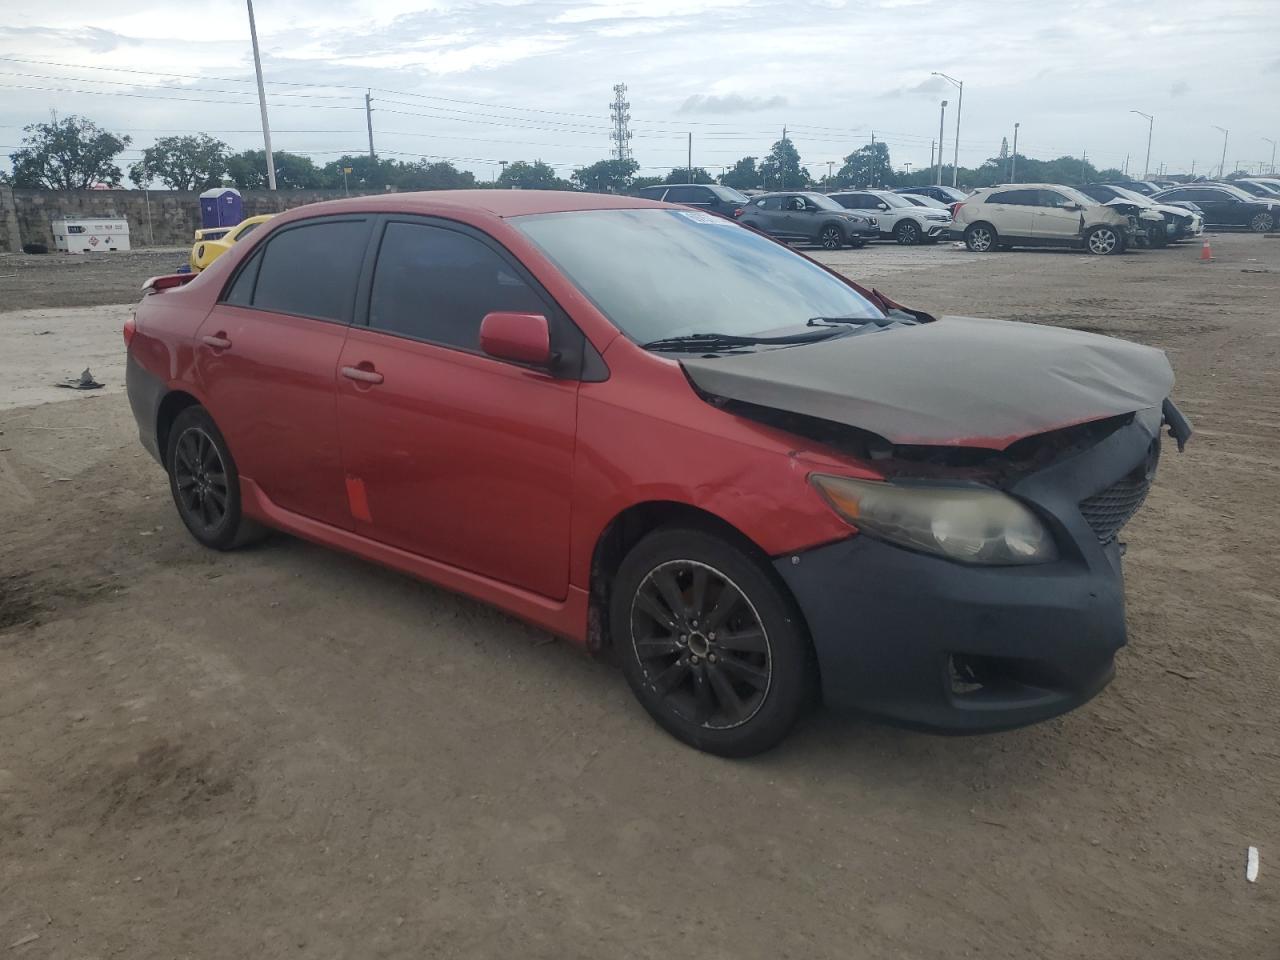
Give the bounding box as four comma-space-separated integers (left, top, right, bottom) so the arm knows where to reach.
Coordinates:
664, 166, 715, 185
129, 134, 230, 191
631, 175, 666, 190
8, 115, 131, 189
759, 139, 806, 190
226, 150, 326, 190
497, 160, 570, 190
837, 142, 895, 188
572, 158, 639, 193
721, 156, 760, 190
397, 160, 477, 190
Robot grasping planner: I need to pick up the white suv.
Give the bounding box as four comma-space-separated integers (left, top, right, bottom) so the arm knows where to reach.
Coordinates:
952, 184, 1139, 255
827, 190, 952, 244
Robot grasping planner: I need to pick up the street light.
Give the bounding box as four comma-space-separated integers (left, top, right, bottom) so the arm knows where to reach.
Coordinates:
1130, 110, 1153, 179
932, 72, 963, 188
936, 99, 949, 186
1010, 122, 1020, 182
1265, 138, 1277, 175
1213, 126, 1229, 178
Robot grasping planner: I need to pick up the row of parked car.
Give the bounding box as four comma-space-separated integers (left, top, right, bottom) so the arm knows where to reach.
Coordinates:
637, 175, 1280, 256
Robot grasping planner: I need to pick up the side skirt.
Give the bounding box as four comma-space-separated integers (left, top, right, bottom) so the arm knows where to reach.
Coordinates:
239, 477, 591, 645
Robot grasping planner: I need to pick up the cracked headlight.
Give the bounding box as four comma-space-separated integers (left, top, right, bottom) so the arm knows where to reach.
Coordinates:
811, 474, 1058, 565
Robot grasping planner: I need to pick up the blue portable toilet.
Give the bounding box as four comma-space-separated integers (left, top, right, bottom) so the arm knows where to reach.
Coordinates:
199, 187, 244, 229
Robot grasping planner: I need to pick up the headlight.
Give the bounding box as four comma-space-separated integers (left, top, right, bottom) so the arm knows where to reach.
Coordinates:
868, 217, 878, 227
811, 474, 1058, 565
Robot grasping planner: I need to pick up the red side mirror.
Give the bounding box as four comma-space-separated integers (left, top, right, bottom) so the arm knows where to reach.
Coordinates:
479, 312, 552, 367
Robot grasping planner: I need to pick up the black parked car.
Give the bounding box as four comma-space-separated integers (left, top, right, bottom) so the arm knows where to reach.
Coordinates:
893, 184, 967, 205
1101, 180, 1163, 197
1151, 184, 1278, 232
636, 183, 750, 218
1079, 183, 1203, 243
1219, 179, 1280, 199
736, 192, 879, 249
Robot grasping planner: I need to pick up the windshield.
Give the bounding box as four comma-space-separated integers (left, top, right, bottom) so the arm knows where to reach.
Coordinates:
512, 208, 884, 344
874, 193, 912, 209
901, 194, 948, 208
716, 185, 751, 203
1055, 186, 1097, 207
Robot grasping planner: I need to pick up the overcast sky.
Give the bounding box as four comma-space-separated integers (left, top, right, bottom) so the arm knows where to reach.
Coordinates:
2, 0, 1277, 183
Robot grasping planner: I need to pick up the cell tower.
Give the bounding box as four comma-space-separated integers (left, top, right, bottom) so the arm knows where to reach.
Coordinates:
610, 83, 633, 161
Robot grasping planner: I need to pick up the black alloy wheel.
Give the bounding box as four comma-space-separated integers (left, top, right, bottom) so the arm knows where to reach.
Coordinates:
165, 405, 265, 550
819, 225, 844, 250
612, 527, 813, 757
895, 220, 922, 245
1251, 211, 1276, 232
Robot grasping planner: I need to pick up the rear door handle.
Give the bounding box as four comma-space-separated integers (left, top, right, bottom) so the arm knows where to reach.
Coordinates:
202, 333, 231, 349
341, 365, 384, 385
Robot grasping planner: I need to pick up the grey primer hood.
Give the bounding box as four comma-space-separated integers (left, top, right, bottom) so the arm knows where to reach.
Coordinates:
681, 315, 1175, 450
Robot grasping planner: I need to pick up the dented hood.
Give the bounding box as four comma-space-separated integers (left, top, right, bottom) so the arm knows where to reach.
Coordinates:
681, 315, 1174, 450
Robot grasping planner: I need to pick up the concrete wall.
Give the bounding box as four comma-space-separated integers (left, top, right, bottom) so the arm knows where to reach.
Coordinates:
0, 189, 384, 253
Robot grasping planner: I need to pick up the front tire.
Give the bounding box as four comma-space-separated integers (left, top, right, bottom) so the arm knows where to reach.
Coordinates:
165, 406, 265, 550
612, 527, 814, 757
1086, 225, 1123, 255
818, 225, 844, 250
894, 220, 923, 245
964, 223, 997, 252
1251, 211, 1276, 233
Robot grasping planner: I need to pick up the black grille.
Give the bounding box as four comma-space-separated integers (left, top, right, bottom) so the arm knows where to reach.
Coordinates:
1079, 462, 1155, 544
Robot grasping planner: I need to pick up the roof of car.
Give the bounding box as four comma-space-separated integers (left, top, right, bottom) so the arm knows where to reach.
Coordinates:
265, 189, 665, 223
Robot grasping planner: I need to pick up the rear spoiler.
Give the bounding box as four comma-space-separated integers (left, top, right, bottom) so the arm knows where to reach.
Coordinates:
141, 273, 198, 295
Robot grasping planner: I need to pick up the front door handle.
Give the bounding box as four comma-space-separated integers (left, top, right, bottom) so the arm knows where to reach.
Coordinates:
202, 333, 231, 350
341, 365, 384, 385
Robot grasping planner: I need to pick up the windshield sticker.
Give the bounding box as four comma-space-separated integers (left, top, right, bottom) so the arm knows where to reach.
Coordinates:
676, 210, 735, 226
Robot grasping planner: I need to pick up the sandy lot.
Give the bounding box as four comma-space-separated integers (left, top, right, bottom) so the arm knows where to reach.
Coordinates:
0, 235, 1276, 958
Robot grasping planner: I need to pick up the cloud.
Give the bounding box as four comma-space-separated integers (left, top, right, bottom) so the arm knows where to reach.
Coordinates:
678, 93, 788, 114
877, 75, 949, 99
0, 24, 141, 52
1267, 57, 1280, 72
1169, 80, 1189, 97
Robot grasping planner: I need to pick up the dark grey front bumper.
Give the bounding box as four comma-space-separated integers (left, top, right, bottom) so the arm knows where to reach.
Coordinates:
776, 407, 1170, 733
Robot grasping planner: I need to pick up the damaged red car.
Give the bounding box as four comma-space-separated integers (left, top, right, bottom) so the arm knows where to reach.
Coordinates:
125, 191, 1191, 757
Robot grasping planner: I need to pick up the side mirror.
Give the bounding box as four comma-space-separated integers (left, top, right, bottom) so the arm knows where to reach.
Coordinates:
479, 312, 552, 367
877, 202, 890, 210
1064, 203, 1083, 211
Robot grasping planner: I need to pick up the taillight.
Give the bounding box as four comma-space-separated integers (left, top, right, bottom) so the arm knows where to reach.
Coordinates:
950, 201, 964, 217
123, 314, 136, 346
732, 208, 743, 218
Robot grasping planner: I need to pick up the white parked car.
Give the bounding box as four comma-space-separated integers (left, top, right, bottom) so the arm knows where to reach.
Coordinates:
951, 184, 1147, 255
826, 189, 952, 245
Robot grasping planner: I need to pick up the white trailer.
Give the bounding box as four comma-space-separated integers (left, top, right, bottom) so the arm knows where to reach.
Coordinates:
51, 217, 131, 253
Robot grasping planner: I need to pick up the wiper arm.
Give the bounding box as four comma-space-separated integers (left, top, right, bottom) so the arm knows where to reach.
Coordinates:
642, 329, 840, 351
807, 314, 906, 327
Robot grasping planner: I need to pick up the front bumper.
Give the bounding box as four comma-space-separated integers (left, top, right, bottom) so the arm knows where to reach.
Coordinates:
924, 221, 952, 238
776, 406, 1170, 733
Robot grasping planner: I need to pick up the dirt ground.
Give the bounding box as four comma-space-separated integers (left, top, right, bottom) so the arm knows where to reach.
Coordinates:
1, 234, 1276, 958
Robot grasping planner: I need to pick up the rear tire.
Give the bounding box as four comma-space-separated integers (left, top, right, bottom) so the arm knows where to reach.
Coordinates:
611, 527, 814, 757
1251, 211, 1276, 233
964, 223, 997, 252
165, 406, 267, 550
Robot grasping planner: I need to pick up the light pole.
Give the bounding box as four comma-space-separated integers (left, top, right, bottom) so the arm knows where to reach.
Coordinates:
904, 161, 912, 176
936, 99, 948, 186
932, 72, 963, 188
1213, 126, 1229, 178
1130, 110, 1153, 179
245, 0, 276, 190
1010, 122, 1020, 182
1265, 138, 1277, 175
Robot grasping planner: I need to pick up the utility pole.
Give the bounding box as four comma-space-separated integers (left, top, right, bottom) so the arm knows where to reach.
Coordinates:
936, 100, 948, 186
827, 160, 834, 182
932, 72, 963, 188
1214, 126, 1229, 178
366, 90, 376, 161
1010, 122, 1020, 183
1130, 111, 1153, 179
1265, 138, 1277, 175
1190, 159, 1196, 177
1123, 153, 1129, 176
1081, 149, 1088, 184
929, 140, 935, 174
687, 132, 692, 181
245, 0, 276, 190
781, 126, 788, 188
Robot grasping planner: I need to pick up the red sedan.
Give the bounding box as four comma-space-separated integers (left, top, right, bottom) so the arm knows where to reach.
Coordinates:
126, 190, 1189, 756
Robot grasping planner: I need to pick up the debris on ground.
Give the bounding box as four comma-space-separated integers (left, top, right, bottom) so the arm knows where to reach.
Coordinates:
1247, 847, 1259, 882
54, 368, 104, 391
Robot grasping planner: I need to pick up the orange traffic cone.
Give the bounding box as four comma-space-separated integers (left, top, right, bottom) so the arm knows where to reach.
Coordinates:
1199, 238, 1213, 262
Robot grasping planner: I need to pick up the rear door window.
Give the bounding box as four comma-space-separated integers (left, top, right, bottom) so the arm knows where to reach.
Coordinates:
988, 190, 1033, 205
367, 221, 547, 352
664, 185, 705, 205
250, 218, 370, 322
